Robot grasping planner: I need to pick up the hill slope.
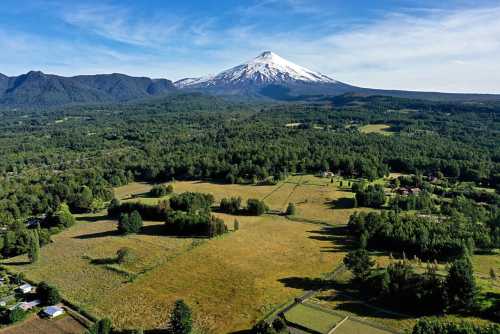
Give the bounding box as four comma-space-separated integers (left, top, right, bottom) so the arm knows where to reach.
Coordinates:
0, 71, 177, 108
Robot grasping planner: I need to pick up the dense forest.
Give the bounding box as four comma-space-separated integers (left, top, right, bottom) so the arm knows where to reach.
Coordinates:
1, 93, 499, 223
0, 93, 499, 248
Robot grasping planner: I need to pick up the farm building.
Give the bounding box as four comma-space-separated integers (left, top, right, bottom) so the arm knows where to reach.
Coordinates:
17, 283, 34, 294
19, 299, 41, 311
42, 306, 64, 318
322, 171, 334, 178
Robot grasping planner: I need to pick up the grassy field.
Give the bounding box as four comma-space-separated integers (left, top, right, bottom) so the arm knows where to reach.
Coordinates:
284, 303, 342, 333
359, 124, 394, 136
3, 176, 355, 333
0, 314, 86, 334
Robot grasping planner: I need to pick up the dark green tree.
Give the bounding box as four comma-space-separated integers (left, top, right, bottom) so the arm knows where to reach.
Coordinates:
37, 281, 61, 305
170, 299, 192, 334
445, 257, 477, 312
28, 230, 40, 263
285, 203, 296, 216
343, 248, 375, 282
246, 199, 268, 216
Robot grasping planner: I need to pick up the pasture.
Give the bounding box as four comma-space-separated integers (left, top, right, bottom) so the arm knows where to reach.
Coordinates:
3, 176, 356, 332
284, 303, 342, 333
359, 124, 394, 136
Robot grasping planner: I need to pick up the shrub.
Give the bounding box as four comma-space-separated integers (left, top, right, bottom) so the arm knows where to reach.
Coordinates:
86, 318, 112, 334
150, 184, 173, 197
116, 247, 135, 264
7, 307, 27, 324
285, 203, 296, 216
118, 211, 143, 235
220, 197, 242, 214
272, 317, 288, 333
246, 199, 268, 216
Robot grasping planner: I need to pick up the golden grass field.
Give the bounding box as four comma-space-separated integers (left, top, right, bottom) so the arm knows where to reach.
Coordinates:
4, 175, 358, 333
359, 124, 394, 136
3, 175, 498, 333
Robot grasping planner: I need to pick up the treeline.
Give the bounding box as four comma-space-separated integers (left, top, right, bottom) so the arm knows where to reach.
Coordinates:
347, 211, 496, 261
219, 197, 269, 216
109, 192, 228, 238
0, 203, 75, 258
412, 318, 500, 334
344, 249, 479, 315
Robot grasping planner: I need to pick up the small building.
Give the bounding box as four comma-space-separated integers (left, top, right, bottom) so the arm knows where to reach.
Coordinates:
42, 306, 64, 318
322, 171, 334, 178
19, 299, 41, 311
17, 283, 34, 294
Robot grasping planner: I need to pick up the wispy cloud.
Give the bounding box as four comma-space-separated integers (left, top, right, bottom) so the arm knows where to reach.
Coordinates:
200, 5, 500, 93
61, 4, 182, 47
1, 2, 500, 93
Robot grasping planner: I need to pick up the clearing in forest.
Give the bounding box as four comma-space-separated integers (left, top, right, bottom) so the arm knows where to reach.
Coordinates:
359, 124, 394, 136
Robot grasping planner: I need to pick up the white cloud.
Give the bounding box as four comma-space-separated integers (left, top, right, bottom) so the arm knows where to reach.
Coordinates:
61, 4, 181, 47
2, 3, 500, 93
204, 6, 500, 93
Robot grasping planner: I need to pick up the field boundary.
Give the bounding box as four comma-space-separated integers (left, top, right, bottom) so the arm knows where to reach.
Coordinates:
327, 316, 349, 333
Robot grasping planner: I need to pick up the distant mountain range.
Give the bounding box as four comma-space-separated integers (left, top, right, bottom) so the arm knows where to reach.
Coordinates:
2, 51, 500, 109
0, 71, 176, 108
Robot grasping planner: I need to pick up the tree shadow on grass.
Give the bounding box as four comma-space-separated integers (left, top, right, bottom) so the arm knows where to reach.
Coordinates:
228, 330, 253, 334
73, 229, 120, 239
90, 257, 117, 265
278, 276, 335, 291
2, 261, 31, 266
307, 225, 353, 253
75, 222, 210, 240
327, 198, 356, 209
140, 224, 208, 239
76, 214, 110, 223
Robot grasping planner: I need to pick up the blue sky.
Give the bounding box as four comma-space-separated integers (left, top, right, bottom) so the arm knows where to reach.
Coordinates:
1, 0, 500, 93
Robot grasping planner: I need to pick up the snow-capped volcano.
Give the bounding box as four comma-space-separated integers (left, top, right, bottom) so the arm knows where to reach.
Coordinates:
175, 51, 336, 88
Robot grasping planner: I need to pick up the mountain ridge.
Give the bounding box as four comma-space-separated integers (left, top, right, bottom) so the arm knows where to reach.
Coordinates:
0, 71, 177, 108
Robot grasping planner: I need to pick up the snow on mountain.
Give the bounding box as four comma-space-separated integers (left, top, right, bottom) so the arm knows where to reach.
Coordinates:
175, 51, 336, 88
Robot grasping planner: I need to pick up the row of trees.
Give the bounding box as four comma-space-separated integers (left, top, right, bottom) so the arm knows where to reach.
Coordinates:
347, 211, 496, 260
219, 197, 269, 216
149, 184, 173, 197
344, 249, 478, 314
165, 211, 227, 237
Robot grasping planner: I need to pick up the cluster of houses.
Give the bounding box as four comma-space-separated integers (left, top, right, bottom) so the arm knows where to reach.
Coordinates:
0, 281, 65, 319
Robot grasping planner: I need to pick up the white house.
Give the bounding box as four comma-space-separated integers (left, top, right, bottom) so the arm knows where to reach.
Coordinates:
17, 283, 34, 294
43, 306, 64, 318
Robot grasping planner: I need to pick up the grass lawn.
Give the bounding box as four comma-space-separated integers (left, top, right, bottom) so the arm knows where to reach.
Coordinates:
284, 303, 342, 333
359, 124, 394, 136
3, 176, 353, 333
335, 319, 397, 334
